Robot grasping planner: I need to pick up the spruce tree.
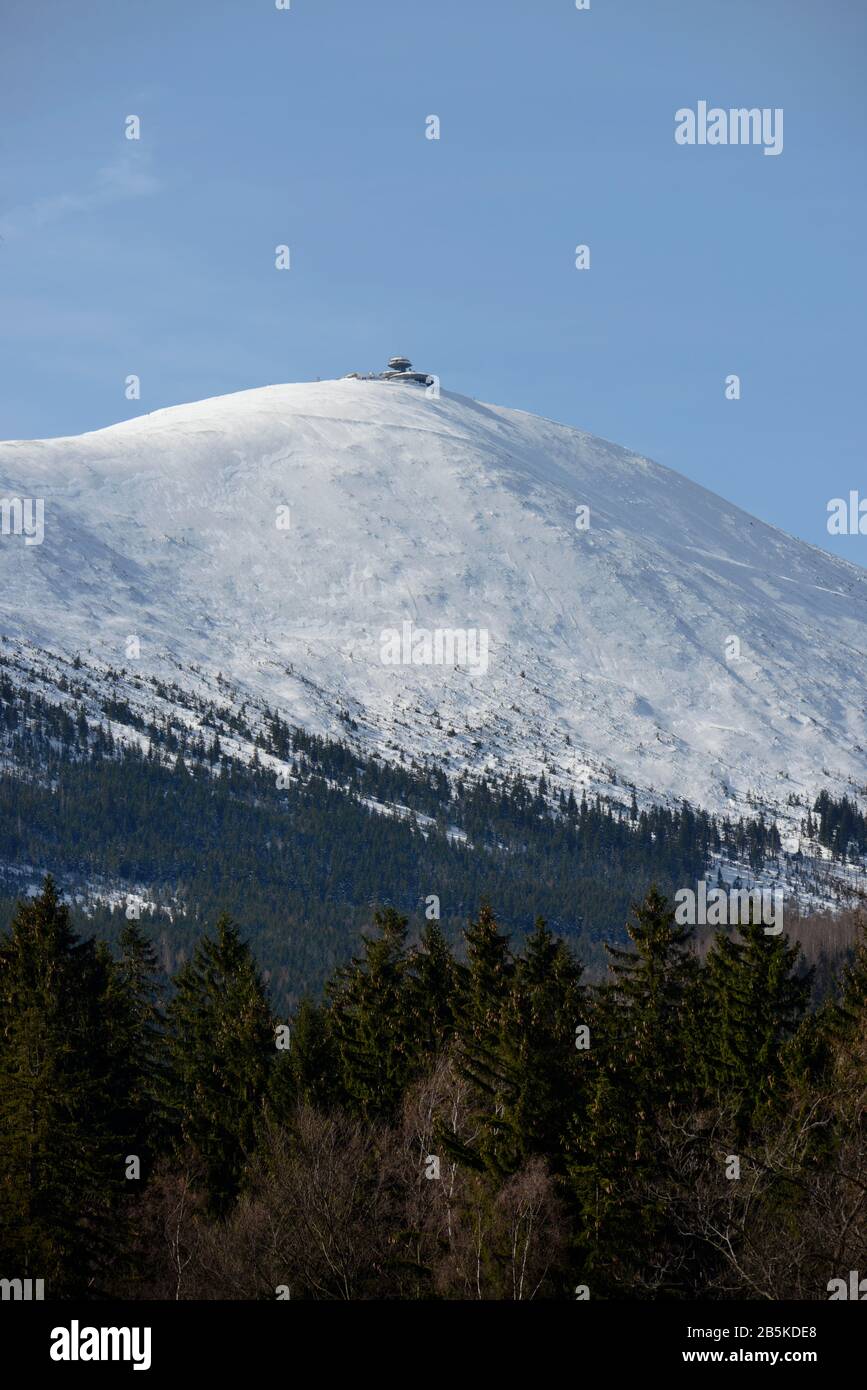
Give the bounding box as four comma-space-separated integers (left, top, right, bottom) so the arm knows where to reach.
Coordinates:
102, 920, 167, 1178
704, 917, 810, 1134
406, 920, 460, 1062
165, 915, 274, 1213
447, 904, 516, 1174
571, 887, 700, 1284
460, 903, 513, 1054
273, 996, 339, 1114
328, 907, 414, 1118
502, 918, 584, 1168
0, 878, 121, 1292
597, 885, 699, 1128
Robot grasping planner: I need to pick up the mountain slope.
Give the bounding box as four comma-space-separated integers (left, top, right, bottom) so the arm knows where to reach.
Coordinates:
1, 377, 865, 831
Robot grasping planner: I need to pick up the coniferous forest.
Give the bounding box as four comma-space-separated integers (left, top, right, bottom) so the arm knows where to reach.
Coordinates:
0, 665, 857, 1012
2, 876, 865, 1301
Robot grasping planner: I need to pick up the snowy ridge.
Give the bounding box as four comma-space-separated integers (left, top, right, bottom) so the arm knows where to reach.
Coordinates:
1, 377, 865, 853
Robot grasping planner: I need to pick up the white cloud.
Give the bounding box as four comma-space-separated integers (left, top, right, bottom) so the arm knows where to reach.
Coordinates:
0, 153, 161, 241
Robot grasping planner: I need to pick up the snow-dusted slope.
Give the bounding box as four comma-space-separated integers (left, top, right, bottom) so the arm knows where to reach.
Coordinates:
1, 378, 865, 824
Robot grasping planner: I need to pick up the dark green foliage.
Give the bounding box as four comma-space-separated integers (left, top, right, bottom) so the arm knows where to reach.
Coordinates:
328, 908, 416, 1118
0, 871, 864, 1301
447, 904, 516, 1174
838, 914, 867, 1029
0, 660, 814, 1012
0, 879, 124, 1292
501, 918, 585, 1168
164, 916, 274, 1214
570, 887, 701, 1287
274, 996, 339, 1112
460, 903, 514, 1053
103, 921, 168, 1177
406, 919, 461, 1059
811, 790, 867, 858
703, 919, 810, 1135
596, 886, 700, 1129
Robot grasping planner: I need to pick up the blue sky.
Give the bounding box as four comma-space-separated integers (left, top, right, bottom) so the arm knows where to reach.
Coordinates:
1, 0, 865, 560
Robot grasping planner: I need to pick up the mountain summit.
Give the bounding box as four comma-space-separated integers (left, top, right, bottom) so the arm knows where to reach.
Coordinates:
1, 377, 864, 828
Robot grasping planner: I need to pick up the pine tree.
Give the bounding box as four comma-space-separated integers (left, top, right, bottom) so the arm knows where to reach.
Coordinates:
570, 887, 700, 1283
164, 915, 274, 1214
460, 903, 513, 1050
502, 918, 585, 1166
598, 886, 699, 1127
328, 907, 414, 1118
406, 920, 460, 1061
273, 996, 338, 1113
102, 921, 167, 1177
0, 878, 121, 1292
448, 904, 516, 1174
703, 918, 810, 1135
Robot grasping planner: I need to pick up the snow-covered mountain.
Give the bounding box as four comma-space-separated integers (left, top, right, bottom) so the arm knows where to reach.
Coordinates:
1, 375, 865, 839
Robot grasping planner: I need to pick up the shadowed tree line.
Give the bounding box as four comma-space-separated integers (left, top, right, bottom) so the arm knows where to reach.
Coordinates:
2, 663, 847, 1011
1, 878, 865, 1300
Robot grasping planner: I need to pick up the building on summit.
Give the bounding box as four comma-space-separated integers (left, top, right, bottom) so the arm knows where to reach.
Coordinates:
344, 355, 433, 386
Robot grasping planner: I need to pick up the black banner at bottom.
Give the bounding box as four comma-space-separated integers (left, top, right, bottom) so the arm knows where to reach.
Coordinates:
0, 1299, 861, 1375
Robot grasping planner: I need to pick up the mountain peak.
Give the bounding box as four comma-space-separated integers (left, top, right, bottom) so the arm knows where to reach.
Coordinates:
1, 382, 864, 832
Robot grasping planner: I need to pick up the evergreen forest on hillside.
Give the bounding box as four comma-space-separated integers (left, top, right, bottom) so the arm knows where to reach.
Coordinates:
1, 878, 865, 1300
1, 668, 859, 1008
